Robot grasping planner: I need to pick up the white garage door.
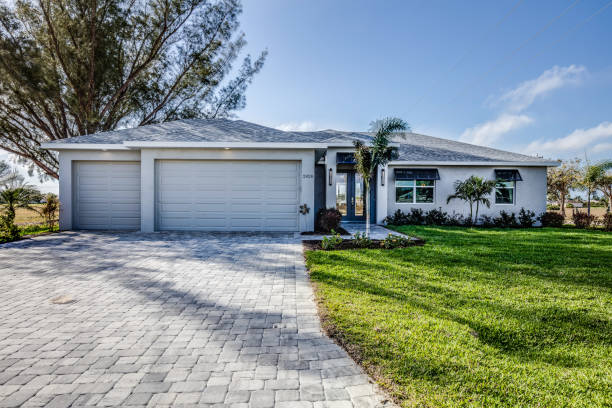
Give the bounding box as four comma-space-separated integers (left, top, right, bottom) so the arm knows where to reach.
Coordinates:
156, 160, 300, 231
73, 161, 141, 230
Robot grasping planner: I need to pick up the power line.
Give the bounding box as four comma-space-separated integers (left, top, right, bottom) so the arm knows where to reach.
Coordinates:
409, 0, 525, 112
445, 0, 582, 107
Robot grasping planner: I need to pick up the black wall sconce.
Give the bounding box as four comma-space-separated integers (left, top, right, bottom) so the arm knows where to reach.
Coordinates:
381, 168, 385, 186
328, 168, 333, 186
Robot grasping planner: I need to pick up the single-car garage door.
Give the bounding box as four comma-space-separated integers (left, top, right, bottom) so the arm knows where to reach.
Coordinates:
73, 161, 141, 230
156, 160, 300, 231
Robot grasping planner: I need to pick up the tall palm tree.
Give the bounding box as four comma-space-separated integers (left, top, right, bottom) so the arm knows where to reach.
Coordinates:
354, 117, 408, 236
447, 176, 497, 224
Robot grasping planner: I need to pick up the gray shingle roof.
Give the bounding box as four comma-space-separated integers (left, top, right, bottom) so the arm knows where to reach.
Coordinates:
48, 118, 551, 163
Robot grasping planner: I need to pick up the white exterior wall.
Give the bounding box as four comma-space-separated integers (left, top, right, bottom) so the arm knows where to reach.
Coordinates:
58, 148, 316, 232
383, 165, 548, 221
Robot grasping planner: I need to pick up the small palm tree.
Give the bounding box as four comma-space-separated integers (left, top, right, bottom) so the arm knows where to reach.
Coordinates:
354, 117, 409, 236
447, 176, 497, 224
0, 183, 40, 240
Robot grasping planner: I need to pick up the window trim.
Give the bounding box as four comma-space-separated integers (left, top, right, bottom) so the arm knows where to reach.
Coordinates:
395, 179, 436, 204
495, 180, 516, 205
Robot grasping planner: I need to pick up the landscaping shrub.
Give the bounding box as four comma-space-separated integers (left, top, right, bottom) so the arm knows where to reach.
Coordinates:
383, 208, 425, 225
479, 215, 496, 227
539, 211, 565, 227
546, 204, 561, 210
572, 211, 595, 229
386, 208, 544, 228
352, 232, 372, 248
383, 209, 410, 226
424, 207, 449, 225
494, 210, 518, 228
316, 208, 342, 232
382, 233, 412, 249
602, 213, 612, 231
518, 208, 536, 227
446, 212, 470, 226
321, 230, 343, 250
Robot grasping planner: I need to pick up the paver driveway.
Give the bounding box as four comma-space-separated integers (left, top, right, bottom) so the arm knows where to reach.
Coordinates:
0, 232, 390, 407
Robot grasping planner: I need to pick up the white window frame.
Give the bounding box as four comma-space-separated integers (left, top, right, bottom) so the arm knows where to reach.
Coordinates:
495, 181, 515, 205
395, 179, 435, 204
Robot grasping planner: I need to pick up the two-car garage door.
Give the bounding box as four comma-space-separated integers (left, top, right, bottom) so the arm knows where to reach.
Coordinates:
156, 160, 300, 231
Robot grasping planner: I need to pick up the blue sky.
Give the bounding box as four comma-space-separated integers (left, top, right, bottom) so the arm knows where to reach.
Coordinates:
238, 0, 612, 158
13, 0, 612, 192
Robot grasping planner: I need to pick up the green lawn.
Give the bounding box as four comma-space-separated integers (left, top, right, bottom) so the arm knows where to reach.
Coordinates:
305, 226, 612, 407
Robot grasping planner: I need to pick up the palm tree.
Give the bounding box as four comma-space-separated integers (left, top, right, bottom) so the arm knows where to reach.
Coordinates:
446, 176, 497, 224
354, 117, 408, 236
0, 183, 40, 240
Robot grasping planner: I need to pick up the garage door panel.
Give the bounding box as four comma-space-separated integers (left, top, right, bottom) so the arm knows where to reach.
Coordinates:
157, 160, 299, 231
74, 161, 141, 230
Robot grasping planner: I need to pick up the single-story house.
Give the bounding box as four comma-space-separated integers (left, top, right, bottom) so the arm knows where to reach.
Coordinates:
42, 119, 558, 232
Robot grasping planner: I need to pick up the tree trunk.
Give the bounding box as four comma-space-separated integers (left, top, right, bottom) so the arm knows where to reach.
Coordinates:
475, 201, 480, 225
561, 194, 566, 217
365, 180, 371, 237
469, 201, 474, 225
587, 187, 591, 216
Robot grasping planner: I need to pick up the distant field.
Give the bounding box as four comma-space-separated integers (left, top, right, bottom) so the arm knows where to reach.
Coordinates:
13, 204, 45, 225
553, 206, 608, 222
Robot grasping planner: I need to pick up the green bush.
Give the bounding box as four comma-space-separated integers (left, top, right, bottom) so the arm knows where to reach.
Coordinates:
539, 211, 564, 227
321, 229, 343, 250
518, 208, 536, 227
424, 207, 449, 225
602, 213, 612, 231
494, 210, 519, 228
546, 204, 560, 210
383, 233, 412, 249
316, 208, 342, 233
572, 211, 595, 229
352, 232, 372, 248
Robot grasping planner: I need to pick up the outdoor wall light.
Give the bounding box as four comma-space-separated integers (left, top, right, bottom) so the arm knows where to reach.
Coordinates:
328, 168, 333, 186
381, 168, 385, 186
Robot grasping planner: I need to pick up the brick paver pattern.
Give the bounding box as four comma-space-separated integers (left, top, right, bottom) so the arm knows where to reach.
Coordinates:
0, 232, 390, 407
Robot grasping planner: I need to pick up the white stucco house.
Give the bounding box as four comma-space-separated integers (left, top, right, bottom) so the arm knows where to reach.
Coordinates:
42, 119, 558, 232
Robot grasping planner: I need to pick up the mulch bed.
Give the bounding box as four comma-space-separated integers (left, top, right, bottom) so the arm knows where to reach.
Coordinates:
301, 227, 350, 235
302, 238, 424, 251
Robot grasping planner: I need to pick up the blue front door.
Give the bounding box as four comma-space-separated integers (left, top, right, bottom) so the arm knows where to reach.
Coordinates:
336, 171, 365, 222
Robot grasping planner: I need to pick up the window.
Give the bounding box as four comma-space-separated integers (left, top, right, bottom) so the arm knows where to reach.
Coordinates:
494, 169, 521, 205
396, 179, 435, 203
495, 181, 515, 204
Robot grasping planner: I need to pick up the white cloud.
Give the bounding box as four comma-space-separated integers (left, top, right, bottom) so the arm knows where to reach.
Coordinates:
275, 121, 318, 132
524, 122, 612, 154
592, 142, 612, 154
460, 114, 533, 145
461, 65, 587, 148
497, 65, 586, 112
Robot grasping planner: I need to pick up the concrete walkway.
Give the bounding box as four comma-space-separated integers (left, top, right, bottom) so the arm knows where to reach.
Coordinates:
298, 223, 410, 241
0, 232, 392, 407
